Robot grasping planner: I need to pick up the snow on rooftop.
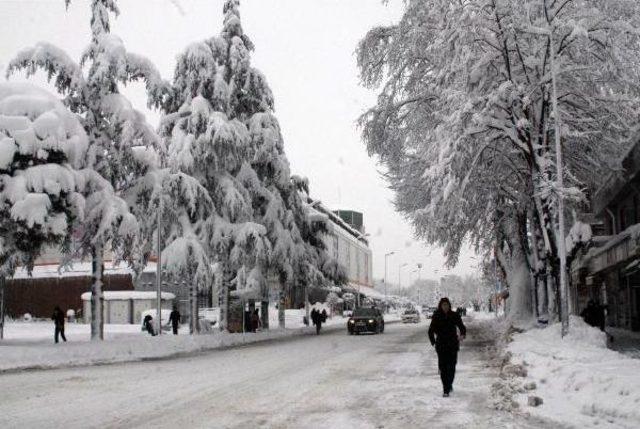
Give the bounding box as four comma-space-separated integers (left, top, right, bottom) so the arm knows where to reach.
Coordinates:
11, 261, 134, 279
80, 291, 175, 301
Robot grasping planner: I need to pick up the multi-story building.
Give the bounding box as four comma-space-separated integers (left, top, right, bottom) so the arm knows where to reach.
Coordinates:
571, 140, 640, 331
289, 197, 379, 307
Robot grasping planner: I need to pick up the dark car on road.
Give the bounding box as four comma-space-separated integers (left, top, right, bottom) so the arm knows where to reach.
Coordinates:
348, 307, 384, 334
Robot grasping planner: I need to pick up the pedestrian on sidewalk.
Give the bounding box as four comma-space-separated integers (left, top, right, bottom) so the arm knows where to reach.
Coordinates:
143, 314, 157, 336
311, 308, 322, 334
169, 306, 181, 335
321, 309, 328, 323
428, 297, 466, 397
52, 306, 67, 343
251, 309, 262, 332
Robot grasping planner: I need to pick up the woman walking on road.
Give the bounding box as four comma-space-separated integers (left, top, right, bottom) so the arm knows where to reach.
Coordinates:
428, 297, 466, 397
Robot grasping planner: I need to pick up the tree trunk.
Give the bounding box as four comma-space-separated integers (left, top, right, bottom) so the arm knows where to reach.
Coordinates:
497, 242, 533, 321
91, 244, 104, 341
0, 276, 5, 340
261, 300, 269, 330
190, 283, 199, 334
546, 271, 557, 322
304, 283, 310, 326
538, 274, 549, 320
278, 289, 285, 329
219, 272, 229, 331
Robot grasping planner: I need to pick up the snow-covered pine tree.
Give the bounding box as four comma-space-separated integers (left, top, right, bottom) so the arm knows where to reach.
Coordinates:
162, 0, 345, 330
8, 0, 168, 339
357, 0, 640, 322
0, 82, 89, 339
161, 14, 270, 330
132, 167, 215, 334
220, 0, 347, 328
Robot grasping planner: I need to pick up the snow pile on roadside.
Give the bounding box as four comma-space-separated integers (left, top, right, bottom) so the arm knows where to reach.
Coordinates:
0, 328, 300, 372
467, 310, 498, 321
1, 310, 400, 372
507, 316, 640, 428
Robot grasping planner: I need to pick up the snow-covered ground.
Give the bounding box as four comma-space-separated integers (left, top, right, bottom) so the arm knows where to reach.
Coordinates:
0, 311, 401, 372
506, 316, 640, 429
0, 317, 543, 429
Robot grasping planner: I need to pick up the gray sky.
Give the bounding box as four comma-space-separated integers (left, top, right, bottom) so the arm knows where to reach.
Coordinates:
0, 0, 479, 285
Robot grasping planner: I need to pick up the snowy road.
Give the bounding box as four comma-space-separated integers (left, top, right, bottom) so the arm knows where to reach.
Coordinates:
1, 320, 549, 429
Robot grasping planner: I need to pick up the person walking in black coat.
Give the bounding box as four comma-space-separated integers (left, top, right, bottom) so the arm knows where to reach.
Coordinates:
311, 308, 322, 334
428, 297, 466, 397
169, 306, 181, 335
52, 306, 67, 343
143, 314, 156, 336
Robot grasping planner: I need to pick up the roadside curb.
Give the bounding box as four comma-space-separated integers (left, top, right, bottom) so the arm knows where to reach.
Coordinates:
0, 318, 401, 374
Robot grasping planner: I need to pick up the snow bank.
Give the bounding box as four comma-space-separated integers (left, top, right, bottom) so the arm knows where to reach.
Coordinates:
0, 323, 299, 372
507, 316, 640, 428
1, 311, 401, 372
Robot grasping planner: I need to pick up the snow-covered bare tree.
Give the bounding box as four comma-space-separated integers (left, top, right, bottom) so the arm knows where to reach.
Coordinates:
7, 0, 168, 339
0, 82, 89, 339
358, 0, 640, 322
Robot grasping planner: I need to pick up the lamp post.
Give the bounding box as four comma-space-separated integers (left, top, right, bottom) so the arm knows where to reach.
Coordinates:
416, 263, 422, 305
384, 251, 395, 313
156, 197, 162, 335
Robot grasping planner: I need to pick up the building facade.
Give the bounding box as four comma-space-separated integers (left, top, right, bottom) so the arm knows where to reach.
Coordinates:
288, 198, 373, 307
572, 141, 640, 331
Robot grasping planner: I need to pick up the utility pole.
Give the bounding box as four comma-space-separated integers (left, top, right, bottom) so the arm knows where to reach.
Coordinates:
156, 197, 162, 335
417, 263, 422, 305
0, 276, 4, 340
549, 29, 569, 337
384, 251, 395, 313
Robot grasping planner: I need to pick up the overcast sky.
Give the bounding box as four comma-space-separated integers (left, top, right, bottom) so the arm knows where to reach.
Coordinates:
0, 0, 479, 286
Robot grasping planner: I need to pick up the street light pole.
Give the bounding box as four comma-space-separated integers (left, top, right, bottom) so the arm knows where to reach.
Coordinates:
156, 197, 162, 336
384, 251, 395, 313
417, 263, 422, 305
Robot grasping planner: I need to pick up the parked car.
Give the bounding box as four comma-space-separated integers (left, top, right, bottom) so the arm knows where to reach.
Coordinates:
347, 307, 384, 335
401, 309, 421, 323
422, 306, 437, 319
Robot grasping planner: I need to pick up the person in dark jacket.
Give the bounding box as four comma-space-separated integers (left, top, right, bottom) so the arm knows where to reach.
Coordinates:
311, 308, 322, 334
143, 314, 156, 336
428, 297, 467, 397
321, 309, 328, 323
169, 306, 181, 335
581, 300, 607, 332
251, 309, 261, 332
52, 306, 67, 343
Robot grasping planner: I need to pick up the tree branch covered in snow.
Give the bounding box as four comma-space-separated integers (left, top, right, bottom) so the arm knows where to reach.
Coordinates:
0, 83, 88, 276
6, 0, 171, 339
358, 0, 640, 321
